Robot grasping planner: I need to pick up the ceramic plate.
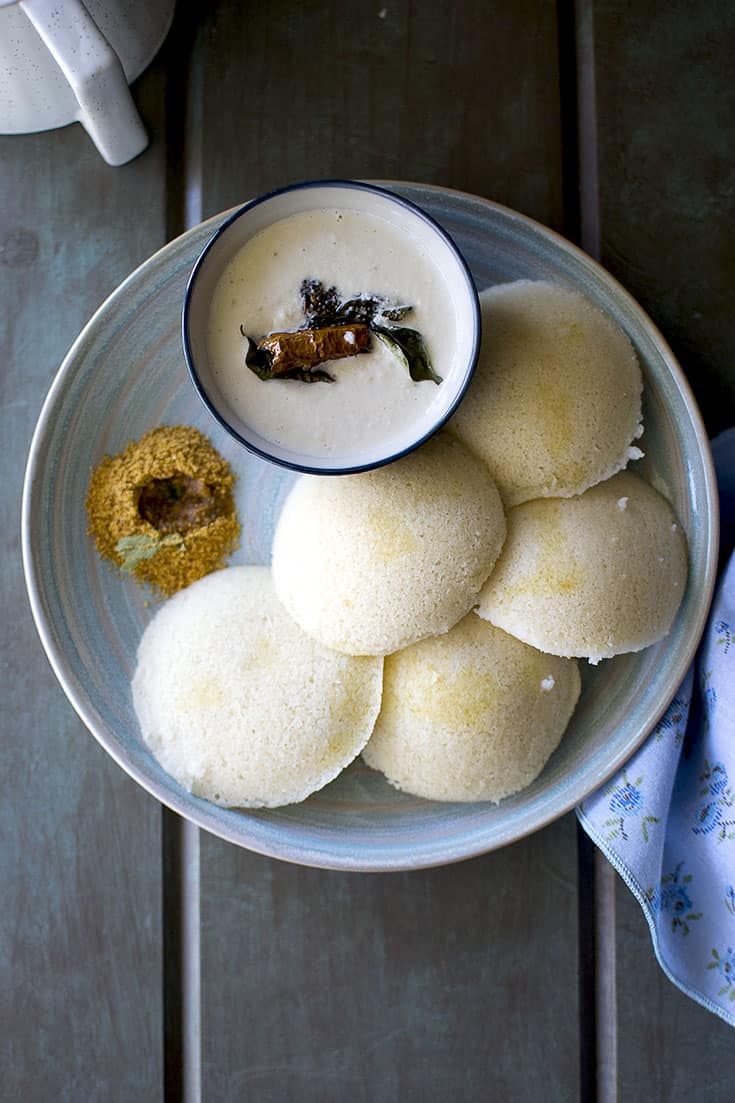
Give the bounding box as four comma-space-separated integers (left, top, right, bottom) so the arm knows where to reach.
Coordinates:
22, 183, 718, 871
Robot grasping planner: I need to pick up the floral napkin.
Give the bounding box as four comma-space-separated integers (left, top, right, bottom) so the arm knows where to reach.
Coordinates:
578, 429, 735, 1028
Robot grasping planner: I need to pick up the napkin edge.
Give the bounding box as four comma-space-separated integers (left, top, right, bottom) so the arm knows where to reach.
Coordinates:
576, 805, 735, 1030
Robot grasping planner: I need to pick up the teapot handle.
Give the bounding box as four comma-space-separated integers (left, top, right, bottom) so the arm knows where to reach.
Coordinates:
19, 0, 148, 165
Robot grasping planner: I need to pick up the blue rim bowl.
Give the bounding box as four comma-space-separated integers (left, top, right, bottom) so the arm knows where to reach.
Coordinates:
182, 179, 481, 475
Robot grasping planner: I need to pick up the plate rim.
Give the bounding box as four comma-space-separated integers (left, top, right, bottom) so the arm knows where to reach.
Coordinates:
21, 183, 720, 871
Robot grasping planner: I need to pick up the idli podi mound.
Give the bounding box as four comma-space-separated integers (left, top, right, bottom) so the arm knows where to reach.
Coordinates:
86, 425, 240, 597
362, 613, 580, 802
271, 433, 506, 656
450, 281, 643, 507
477, 471, 688, 663
132, 566, 383, 807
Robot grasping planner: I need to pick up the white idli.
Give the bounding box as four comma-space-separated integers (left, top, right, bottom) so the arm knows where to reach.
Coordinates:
362, 613, 580, 802
477, 471, 688, 662
271, 433, 506, 656
132, 566, 383, 808
450, 280, 643, 506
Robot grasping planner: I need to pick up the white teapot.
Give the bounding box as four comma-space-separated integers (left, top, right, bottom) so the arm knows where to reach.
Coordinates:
0, 0, 175, 165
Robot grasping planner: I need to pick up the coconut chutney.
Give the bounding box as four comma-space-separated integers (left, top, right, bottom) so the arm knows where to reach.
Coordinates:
206, 207, 459, 462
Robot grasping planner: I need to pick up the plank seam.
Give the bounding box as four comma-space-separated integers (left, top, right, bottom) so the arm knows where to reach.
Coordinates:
572, 4, 618, 1099
162, 6, 204, 1101
559, 0, 617, 1099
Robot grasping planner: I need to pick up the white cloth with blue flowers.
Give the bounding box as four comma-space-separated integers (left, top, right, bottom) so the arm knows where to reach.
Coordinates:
578, 429, 735, 1028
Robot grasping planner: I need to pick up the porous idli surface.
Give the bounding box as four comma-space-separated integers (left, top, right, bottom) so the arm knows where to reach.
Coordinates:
362, 614, 580, 803
477, 471, 688, 662
450, 280, 643, 506
271, 433, 506, 656
132, 566, 383, 808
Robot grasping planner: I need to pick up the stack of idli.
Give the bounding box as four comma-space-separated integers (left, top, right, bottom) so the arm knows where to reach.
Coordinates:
267, 426, 594, 805
131, 279, 689, 810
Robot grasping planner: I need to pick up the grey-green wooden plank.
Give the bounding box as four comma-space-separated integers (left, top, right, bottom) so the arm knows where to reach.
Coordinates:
615, 882, 733, 1099
190, 2, 579, 1100
0, 66, 168, 1101
593, 0, 735, 1093
595, 0, 735, 435
189, 0, 564, 228
200, 819, 579, 1103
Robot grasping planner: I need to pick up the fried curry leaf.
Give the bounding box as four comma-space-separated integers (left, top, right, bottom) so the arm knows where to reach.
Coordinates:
243, 333, 274, 379
277, 367, 335, 383
116, 532, 185, 572
373, 325, 442, 384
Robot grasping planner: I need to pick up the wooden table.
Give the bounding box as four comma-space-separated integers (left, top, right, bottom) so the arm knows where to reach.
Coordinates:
3, 3, 734, 1099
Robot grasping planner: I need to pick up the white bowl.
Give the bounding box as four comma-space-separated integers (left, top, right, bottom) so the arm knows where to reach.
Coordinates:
183, 180, 481, 474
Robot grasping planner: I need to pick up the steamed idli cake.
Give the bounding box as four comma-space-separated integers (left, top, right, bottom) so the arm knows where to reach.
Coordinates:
477, 471, 688, 662
362, 613, 580, 802
271, 433, 506, 656
450, 281, 643, 506
131, 566, 383, 807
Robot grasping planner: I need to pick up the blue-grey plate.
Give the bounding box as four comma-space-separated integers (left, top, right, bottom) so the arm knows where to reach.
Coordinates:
22, 184, 718, 871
